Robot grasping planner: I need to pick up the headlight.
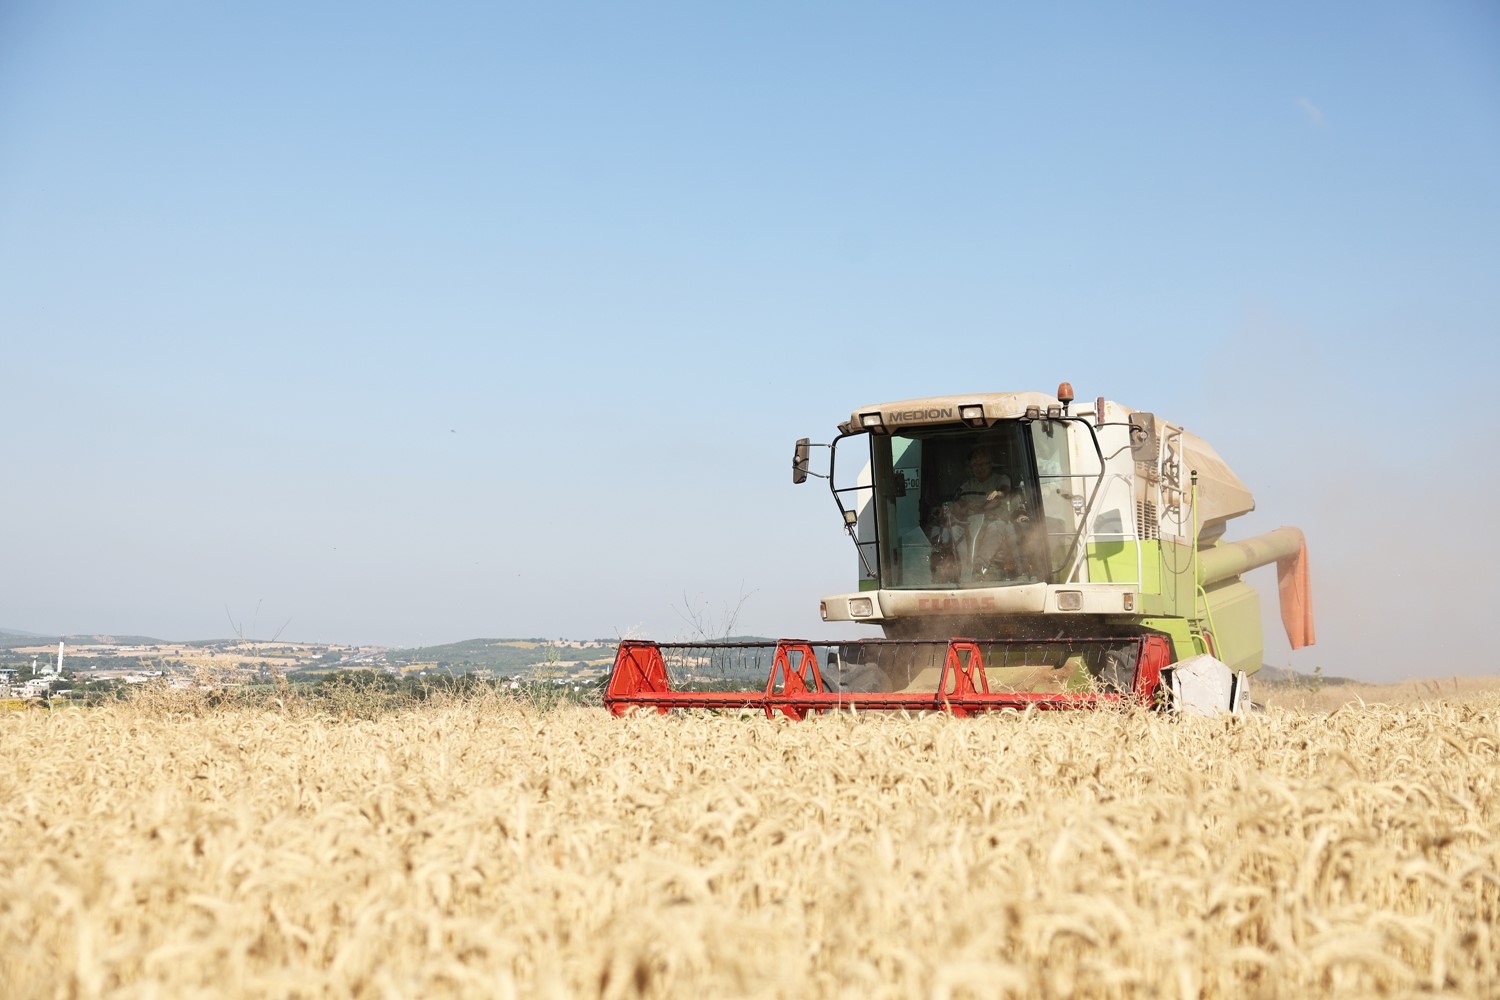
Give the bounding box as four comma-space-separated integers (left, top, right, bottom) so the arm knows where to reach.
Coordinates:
849, 597, 874, 618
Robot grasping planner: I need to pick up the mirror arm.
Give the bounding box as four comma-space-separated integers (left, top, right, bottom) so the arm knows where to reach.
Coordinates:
792, 439, 832, 483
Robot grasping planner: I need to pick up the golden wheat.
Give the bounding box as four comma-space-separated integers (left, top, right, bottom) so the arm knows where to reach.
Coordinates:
1, 691, 1497, 998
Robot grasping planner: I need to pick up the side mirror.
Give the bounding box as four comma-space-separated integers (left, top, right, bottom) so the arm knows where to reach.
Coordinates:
792, 438, 810, 484
1128, 412, 1158, 461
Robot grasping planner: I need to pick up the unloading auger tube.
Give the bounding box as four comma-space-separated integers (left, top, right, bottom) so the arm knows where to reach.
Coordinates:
604, 382, 1315, 717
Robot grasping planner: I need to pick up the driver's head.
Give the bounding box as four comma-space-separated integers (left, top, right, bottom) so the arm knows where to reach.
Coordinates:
967, 447, 994, 480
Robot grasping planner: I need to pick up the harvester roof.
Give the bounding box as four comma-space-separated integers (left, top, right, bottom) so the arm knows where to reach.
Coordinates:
839, 391, 1062, 433
838, 389, 1255, 535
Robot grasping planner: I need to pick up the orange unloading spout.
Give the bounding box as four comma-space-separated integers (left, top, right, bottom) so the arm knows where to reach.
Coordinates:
1277, 532, 1315, 649
1198, 526, 1316, 649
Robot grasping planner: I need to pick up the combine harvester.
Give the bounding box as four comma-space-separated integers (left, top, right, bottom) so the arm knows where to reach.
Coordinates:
605, 383, 1314, 717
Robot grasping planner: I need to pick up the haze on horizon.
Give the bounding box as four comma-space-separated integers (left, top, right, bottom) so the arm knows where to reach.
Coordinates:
4, 3, 1497, 683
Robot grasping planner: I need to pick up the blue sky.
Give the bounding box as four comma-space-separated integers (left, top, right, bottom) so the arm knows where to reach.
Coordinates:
3, 2, 1496, 680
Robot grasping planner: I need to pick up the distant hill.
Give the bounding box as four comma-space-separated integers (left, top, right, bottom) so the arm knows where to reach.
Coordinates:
385, 638, 620, 675
0, 630, 168, 649
382, 635, 781, 678
0, 629, 770, 673
1256, 664, 1355, 687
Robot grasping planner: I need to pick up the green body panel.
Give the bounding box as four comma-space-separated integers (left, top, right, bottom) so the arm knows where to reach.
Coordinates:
1084, 539, 1196, 617
1136, 617, 1205, 663
1197, 579, 1264, 676
1132, 583, 1263, 675
1085, 540, 1159, 588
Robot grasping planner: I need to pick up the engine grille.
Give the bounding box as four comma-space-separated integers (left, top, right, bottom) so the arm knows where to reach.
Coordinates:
1136, 500, 1159, 540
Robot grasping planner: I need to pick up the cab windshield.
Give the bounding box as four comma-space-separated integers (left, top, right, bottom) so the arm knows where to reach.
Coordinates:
864, 421, 1083, 589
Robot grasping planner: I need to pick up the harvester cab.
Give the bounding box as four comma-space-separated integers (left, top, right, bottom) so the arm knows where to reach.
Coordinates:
605, 383, 1315, 718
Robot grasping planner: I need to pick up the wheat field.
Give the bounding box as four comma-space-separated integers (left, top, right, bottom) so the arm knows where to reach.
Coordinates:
1, 689, 1497, 999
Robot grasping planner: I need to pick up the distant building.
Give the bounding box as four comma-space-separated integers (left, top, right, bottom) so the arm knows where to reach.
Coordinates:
20, 678, 54, 699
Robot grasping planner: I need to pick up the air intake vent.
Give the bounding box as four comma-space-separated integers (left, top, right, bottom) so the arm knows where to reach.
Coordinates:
1136, 500, 1159, 540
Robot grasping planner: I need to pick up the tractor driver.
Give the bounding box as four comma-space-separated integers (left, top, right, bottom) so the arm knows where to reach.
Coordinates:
955, 446, 1010, 512
956, 446, 1039, 582
928, 446, 1022, 584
